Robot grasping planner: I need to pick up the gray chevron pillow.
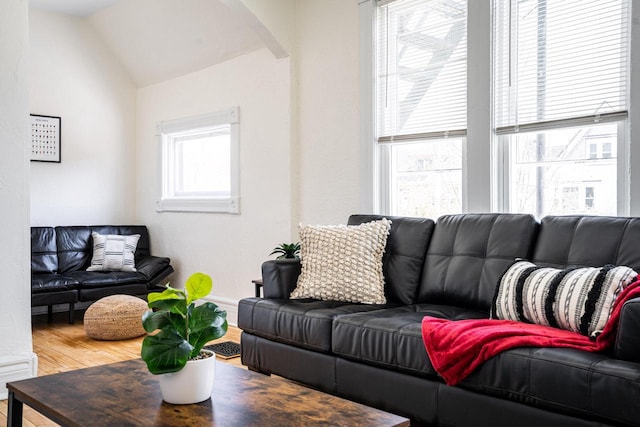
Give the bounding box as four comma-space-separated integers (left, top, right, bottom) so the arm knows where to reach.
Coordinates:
87, 232, 140, 272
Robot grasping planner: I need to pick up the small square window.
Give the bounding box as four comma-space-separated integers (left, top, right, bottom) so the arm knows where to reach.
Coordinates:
156, 108, 239, 213
173, 127, 231, 197
585, 186, 595, 209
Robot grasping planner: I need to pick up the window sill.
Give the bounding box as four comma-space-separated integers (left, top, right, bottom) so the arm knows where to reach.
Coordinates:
156, 197, 240, 214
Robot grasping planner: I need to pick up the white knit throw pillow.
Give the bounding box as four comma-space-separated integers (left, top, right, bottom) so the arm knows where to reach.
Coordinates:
290, 219, 391, 304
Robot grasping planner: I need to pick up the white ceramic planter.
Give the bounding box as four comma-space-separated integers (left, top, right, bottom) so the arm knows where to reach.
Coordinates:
159, 350, 216, 404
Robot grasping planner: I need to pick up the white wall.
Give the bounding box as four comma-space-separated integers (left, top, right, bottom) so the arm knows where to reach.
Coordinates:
29, 8, 137, 226
295, 0, 363, 225
0, 0, 36, 399
239, 0, 295, 56
136, 48, 292, 322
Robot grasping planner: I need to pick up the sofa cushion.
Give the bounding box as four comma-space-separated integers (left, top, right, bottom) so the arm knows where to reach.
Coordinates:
86, 232, 140, 272
532, 215, 640, 272
332, 304, 487, 377
238, 297, 389, 352
55, 226, 95, 272
348, 215, 435, 305
460, 347, 640, 426
290, 219, 391, 304
66, 270, 145, 288
418, 213, 538, 311
492, 260, 637, 337
31, 227, 58, 274
31, 273, 79, 293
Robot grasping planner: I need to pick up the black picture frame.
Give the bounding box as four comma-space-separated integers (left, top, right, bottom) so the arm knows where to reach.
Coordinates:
30, 114, 61, 163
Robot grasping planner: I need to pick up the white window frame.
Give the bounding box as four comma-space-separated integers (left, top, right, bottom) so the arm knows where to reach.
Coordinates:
156, 107, 240, 214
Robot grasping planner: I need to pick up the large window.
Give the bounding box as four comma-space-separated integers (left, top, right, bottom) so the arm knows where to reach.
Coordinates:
376, 0, 467, 219
369, 0, 631, 218
157, 108, 240, 213
493, 0, 630, 217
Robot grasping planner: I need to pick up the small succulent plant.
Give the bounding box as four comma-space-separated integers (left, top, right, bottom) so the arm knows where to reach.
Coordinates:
270, 242, 301, 260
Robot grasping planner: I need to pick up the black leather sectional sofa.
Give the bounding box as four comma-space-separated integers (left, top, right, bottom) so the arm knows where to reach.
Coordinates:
239, 213, 640, 427
31, 225, 173, 323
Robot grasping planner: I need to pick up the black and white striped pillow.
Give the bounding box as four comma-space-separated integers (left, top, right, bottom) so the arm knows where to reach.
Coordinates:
87, 232, 140, 272
492, 260, 637, 338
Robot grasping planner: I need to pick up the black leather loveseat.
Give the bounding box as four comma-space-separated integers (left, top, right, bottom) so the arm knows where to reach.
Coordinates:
31, 225, 173, 323
239, 213, 640, 426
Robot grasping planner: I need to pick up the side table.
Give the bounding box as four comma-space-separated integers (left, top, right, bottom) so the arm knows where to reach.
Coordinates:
251, 279, 263, 297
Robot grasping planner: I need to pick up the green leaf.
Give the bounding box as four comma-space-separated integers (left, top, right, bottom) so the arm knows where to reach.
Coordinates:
187, 303, 228, 356
147, 286, 185, 305
189, 303, 227, 333
141, 329, 193, 375
148, 298, 188, 317
185, 273, 212, 304
142, 310, 187, 338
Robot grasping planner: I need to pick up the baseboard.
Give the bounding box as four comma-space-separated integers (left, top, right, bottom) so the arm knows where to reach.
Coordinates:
202, 295, 238, 327
0, 353, 38, 400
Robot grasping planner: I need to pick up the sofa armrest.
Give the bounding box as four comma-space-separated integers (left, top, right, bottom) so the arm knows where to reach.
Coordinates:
614, 297, 640, 363
261, 259, 301, 299
136, 255, 172, 282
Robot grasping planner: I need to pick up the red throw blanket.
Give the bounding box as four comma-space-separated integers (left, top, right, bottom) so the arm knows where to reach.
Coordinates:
421, 280, 640, 386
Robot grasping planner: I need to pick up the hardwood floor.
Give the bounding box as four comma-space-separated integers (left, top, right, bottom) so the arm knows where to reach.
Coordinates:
0, 310, 243, 426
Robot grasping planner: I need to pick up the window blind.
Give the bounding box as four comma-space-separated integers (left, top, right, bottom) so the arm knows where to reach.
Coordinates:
376, 0, 467, 143
494, 0, 630, 133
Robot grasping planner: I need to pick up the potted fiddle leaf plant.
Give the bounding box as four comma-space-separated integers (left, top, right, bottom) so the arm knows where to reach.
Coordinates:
270, 242, 301, 260
141, 272, 227, 404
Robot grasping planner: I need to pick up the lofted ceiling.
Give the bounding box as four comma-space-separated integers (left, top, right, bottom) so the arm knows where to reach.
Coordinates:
29, 0, 267, 87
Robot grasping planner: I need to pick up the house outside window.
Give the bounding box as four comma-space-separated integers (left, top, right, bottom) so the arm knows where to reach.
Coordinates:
561, 186, 579, 212
156, 108, 240, 213
493, 0, 629, 218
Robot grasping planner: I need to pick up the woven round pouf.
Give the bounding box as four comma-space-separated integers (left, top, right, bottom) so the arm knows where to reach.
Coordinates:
84, 295, 149, 340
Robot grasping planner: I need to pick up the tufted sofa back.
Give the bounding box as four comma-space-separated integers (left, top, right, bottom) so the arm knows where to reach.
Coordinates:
348, 214, 435, 305
531, 215, 640, 272
417, 213, 539, 311
31, 227, 58, 274
31, 226, 152, 274
55, 226, 151, 273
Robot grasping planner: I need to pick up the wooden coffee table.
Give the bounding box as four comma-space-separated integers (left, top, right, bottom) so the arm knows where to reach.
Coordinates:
7, 359, 409, 426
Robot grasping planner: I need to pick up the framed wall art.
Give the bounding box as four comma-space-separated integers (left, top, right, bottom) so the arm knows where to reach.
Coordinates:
30, 114, 61, 163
